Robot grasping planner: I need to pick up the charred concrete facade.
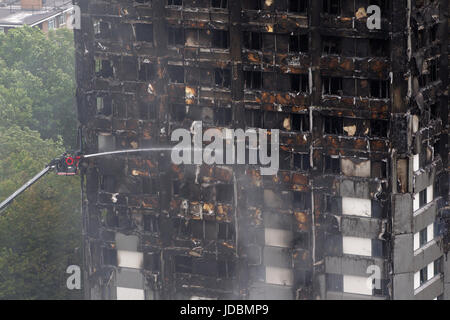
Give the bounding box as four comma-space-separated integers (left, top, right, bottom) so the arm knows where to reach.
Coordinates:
74, 0, 449, 300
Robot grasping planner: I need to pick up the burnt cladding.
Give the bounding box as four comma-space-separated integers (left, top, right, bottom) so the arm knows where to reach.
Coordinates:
74, 0, 449, 300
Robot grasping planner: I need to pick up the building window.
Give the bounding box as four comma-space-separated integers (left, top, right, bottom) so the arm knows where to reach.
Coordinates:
324, 156, 340, 174
211, 0, 227, 8
370, 120, 388, 138
323, 36, 341, 55
289, 34, 308, 53
244, 71, 262, 89
168, 0, 182, 5
214, 68, 231, 88
58, 14, 65, 26
327, 274, 343, 292
323, 0, 341, 15
369, 39, 389, 57
294, 153, 310, 171
48, 18, 56, 30
243, 32, 262, 50
370, 80, 390, 99
95, 58, 114, 78
168, 27, 184, 46
324, 116, 343, 135
292, 113, 309, 132
288, 0, 308, 13
135, 23, 153, 42
168, 65, 185, 83
323, 77, 343, 95
290, 74, 309, 93
212, 30, 229, 49
242, 0, 263, 10
419, 189, 427, 208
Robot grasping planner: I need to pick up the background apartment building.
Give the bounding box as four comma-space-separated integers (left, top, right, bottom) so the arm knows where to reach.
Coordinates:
0, 0, 73, 33
74, 0, 449, 300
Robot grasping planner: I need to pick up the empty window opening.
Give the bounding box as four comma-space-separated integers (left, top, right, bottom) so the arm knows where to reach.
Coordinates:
370, 120, 388, 138
288, 0, 308, 13
135, 23, 153, 42
138, 61, 155, 81
292, 113, 309, 132
370, 0, 390, 11
168, 65, 185, 83
170, 104, 187, 121
214, 108, 232, 126
242, 0, 263, 10
97, 96, 112, 116
294, 153, 310, 171
289, 34, 308, 53
211, 0, 227, 8
293, 191, 312, 210
144, 215, 160, 233
323, 77, 343, 95
290, 74, 309, 93
216, 184, 233, 202
103, 248, 117, 266
139, 103, 156, 120
93, 20, 110, 37
324, 116, 343, 135
244, 70, 262, 89
324, 156, 340, 174
369, 39, 389, 57
95, 58, 114, 78
323, 36, 341, 55
175, 256, 193, 273
323, 0, 340, 15
214, 68, 231, 88
370, 80, 389, 98
243, 31, 262, 50
100, 175, 116, 193
218, 223, 233, 241
168, 27, 184, 46
168, 0, 182, 5
245, 109, 262, 128
212, 30, 229, 49
142, 178, 156, 194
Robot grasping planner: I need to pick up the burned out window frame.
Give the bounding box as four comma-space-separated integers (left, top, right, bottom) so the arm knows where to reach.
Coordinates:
287, 0, 308, 14
290, 73, 309, 93
212, 29, 230, 49
322, 76, 343, 95
243, 31, 262, 50
214, 68, 231, 88
324, 155, 341, 174
168, 27, 185, 46
211, 0, 227, 9
168, 65, 185, 84
322, 0, 341, 15
322, 36, 342, 55
289, 33, 309, 53
244, 70, 262, 89
323, 116, 343, 135
369, 79, 390, 99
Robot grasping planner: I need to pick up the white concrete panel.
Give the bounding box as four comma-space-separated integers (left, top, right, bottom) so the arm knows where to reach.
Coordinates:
343, 275, 372, 295
265, 228, 293, 248
413, 193, 420, 212
116, 287, 145, 300
414, 271, 420, 290
414, 232, 420, 251
117, 250, 143, 269
342, 198, 371, 217
427, 262, 434, 281
413, 154, 420, 172
343, 237, 372, 256
265, 266, 294, 286
427, 185, 433, 204
427, 224, 434, 243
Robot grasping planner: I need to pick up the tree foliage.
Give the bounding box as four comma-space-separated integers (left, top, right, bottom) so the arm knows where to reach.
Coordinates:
0, 26, 77, 147
0, 27, 81, 299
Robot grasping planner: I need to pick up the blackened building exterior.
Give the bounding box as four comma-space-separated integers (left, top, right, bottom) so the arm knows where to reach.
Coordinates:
74, 0, 449, 300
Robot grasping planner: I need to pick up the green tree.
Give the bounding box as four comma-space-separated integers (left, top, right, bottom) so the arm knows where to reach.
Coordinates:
0, 26, 77, 147
0, 126, 81, 300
